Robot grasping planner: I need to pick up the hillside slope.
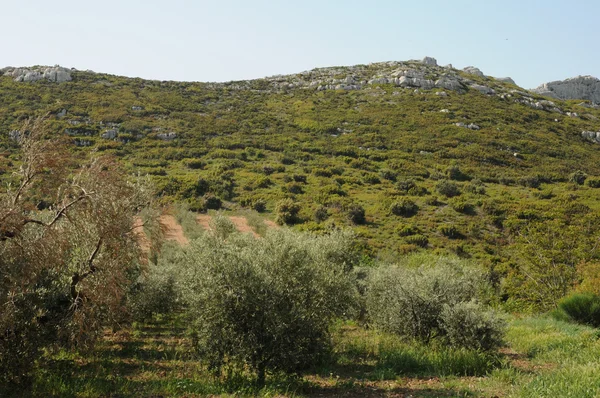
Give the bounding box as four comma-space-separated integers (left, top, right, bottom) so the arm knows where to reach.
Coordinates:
2, 58, 600, 271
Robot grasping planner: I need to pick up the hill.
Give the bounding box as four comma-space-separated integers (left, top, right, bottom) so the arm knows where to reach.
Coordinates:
1, 57, 600, 273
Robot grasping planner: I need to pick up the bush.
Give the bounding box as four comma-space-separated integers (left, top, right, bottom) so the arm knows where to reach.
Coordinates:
129, 247, 181, 321
396, 178, 427, 196
518, 175, 541, 189
285, 182, 304, 194
178, 228, 358, 385
366, 255, 500, 347
397, 224, 419, 237
389, 199, 419, 217
203, 193, 222, 210
405, 234, 429, 247
440, 301, 505, 351
314, 205, 329, 222
586, 178, 600, 188
569, 170, 587, 186
555, 292, 600, 327
450, 199, 473, 214
275, 198, 301, 225
346, 204, 366, 225
252, 198, 267, 212
446, 165, 470, 181
439, 224, 462, 239
436, 180, 461, 197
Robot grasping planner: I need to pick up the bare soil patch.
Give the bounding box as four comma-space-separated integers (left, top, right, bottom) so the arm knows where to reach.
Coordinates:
160, 215, 189, 245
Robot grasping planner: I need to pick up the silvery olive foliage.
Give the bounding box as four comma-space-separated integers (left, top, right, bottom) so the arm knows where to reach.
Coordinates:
366, 255, 504, 350
175, 221, 359, 384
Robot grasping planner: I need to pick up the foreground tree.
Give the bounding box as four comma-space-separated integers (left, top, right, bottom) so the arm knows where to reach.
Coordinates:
177, 217, 359, 385
0, 117, 152, 382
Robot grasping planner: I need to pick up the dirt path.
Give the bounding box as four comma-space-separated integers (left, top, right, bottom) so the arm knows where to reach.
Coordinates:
229, 216, 260, 237
196, 214, 212, 231
264, 219, 280, 229
160, 215, 189, 245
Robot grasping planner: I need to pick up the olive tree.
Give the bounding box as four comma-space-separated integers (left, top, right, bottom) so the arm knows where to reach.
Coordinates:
0, 118, 153, 382
177, 223, 359, 385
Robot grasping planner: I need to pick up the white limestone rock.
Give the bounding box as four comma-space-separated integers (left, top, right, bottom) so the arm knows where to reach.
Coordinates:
532, 76, 600, 103
463, 66, 484, 77
470, 84, 495, 95
496, 77, 516, 85
582, 131, 600, 144
101, 129, 118, 139
421, 56, 438, 66
4, 66, 72, 83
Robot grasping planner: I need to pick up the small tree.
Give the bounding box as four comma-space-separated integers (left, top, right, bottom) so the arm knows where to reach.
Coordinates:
0, 117, 152, 382
178, 228, 358, 385
275, 198, 301, 225
366, 254, 502, 349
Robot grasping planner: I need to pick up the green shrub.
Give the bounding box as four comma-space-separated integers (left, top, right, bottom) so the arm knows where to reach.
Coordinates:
446, 165, 470, 181
275, 198, 301, 225
465, 179, 486, 195
440, 301, 505, 351
203, 193, 222, 210
397, 224, 419, 237
362, 173, 381, 185
284, 182, 304, 194
389, 199, 419, 217
569, 170, 587, 186
396, 178, 427, 195
314, 205, 329, 222
179, 228, 358, 385
379, 169, 397, 181
129, 246, 181, 321
555, 293, 600, 327
185, 159, 206, 169
436, 180, 461, 197
586, 178, 600, 188
252, 198, 267, 213
366, 255, 497, 345
346, 204, 366, 225
439, 224, 462, 239
518, 175, 541, 189
405, 234, 428, 247
450, 199, 473, 214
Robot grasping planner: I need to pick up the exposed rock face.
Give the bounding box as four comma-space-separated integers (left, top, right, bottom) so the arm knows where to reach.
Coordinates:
463, 66, 484, 77
157, 132, 178, 140
3, 66, 72, 83
532, 76, 600, 103
102, 129, 118, 139
496, 77, 516, 85
470, 84, 495, 95
582, 131, 600, 144
421, 56, 438, 66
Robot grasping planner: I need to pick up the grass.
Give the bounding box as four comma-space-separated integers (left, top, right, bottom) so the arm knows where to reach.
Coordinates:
4, 315, 600, 397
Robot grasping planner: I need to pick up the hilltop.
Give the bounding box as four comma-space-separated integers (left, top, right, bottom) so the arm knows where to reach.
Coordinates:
1, 57, 600, 266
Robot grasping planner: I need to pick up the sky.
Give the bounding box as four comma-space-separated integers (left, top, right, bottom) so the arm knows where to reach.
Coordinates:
2, 0, 598, 88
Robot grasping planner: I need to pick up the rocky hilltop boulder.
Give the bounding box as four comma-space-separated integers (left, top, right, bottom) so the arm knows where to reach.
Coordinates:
532, 75, 600, 103
2, 66, 72, 83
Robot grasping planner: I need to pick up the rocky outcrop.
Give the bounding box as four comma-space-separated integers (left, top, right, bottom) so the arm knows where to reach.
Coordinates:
3, 66, 72, 83
496, 77, 516, 85
470, 84, 495, 95
532, 76, 600, 103
421, 56, 438, 66
582, 131, 600, 144
157, 132, 178, 140
463, 66, 484, 77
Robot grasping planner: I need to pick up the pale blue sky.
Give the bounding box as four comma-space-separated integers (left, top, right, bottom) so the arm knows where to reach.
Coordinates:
2, 0, 598, 88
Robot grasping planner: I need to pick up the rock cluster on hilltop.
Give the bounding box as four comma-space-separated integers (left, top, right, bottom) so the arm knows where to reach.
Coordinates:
222, 57, 512, 95
532, 76, 600, 103
1, 66, 72, 83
